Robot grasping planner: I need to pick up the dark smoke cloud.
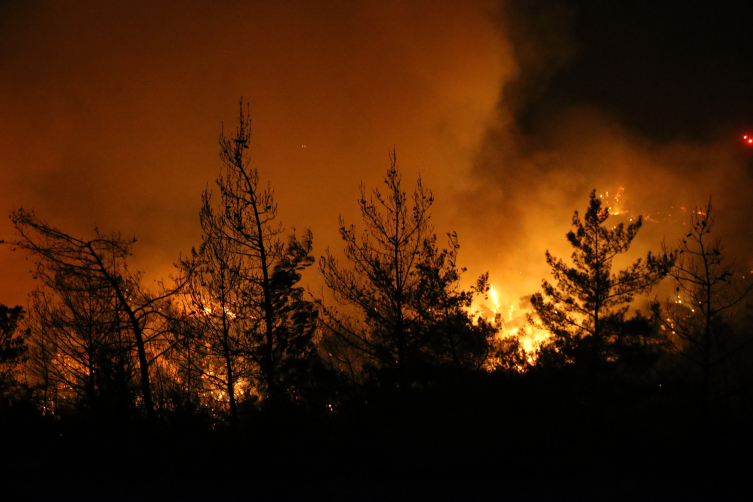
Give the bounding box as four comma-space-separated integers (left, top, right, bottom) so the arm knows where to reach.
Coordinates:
460, 1, 753, 308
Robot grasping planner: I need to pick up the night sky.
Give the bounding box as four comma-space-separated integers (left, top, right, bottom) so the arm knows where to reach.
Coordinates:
2, 0, 752, 310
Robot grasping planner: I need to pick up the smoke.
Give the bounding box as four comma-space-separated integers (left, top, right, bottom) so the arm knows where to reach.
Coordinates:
459, 1, 753, 309
462, 105, 753, 309
0, 0, 750, 313
0, 0, 512, 304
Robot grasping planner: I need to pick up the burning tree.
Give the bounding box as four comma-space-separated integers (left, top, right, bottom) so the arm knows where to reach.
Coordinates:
9, 210, 181, 418
652, 201, 753, 408
177, 195, 253, 421
531, 190, 672, 371
178, 102, 317, 411
318, 153, 493, 387
25, 277, 136, 415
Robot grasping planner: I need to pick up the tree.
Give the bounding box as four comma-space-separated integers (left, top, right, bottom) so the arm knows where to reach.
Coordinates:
413, 233, 495, 371
318, 152, 493, 387
25, 277, 135, 415
180, 101, 317, 408
652, 200, 753, 408
0, 304, 27, 408
531, 190, 672, 371
178, 203, 252, 422
9, 210, 181, 418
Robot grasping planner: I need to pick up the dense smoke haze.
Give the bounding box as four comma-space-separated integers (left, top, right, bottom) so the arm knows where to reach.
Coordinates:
1, 0, 752, 312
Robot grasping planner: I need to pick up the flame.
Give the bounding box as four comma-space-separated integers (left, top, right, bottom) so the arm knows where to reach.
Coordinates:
489, 284, 499, 312
479, 185, 710, 373
200, 305, 236, 319
479, 283, 548, 371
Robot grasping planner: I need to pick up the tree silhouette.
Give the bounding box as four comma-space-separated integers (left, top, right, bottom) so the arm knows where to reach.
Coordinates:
652, 200, 753, 408
10, 210, 182, 418
181, 101, 317, 408
319, 152, 493, 387
25, 277, 135, 415
0, 304, 26, 408
531, 190, 672, 370
413, 233, 495, 370
179, 205, 252, 422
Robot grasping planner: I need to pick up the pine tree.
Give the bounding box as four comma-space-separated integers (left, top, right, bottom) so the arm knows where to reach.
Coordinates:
413, 233, 494, 370
319, 152, 493, 386
179, 101, 317, 408
652, 200, 753, 408
531, 190, 672, 370
178, 217, 251, 422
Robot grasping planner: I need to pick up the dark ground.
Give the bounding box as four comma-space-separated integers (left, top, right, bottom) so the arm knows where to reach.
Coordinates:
2, 372, 751, 502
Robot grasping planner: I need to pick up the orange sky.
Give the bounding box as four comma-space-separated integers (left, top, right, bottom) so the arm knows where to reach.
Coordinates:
2, 0, 751, 311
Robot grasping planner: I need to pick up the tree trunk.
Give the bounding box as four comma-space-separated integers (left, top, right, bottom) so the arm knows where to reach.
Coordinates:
221, 308, 237, 424
89, 245, 154, 419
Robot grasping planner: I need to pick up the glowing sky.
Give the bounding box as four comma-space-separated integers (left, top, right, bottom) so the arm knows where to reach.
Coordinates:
1, 0, 752, 309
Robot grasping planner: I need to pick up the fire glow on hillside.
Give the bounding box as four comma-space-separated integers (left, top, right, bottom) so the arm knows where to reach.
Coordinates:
477, 185, 711, 368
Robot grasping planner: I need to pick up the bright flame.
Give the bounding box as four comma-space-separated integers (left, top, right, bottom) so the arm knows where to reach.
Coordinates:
489, 284, 499, 310
200, 305, 236, 319
478, 283, 549, 371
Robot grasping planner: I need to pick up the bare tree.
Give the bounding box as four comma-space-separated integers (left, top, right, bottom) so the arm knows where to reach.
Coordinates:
10, 210, 183, 418
25, 275, 134, 414
652, 200, 753, 408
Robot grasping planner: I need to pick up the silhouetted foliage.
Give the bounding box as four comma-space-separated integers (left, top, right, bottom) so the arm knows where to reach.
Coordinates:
652, 200, 753, 409
0, 304, 27, 407
178, 204, 253, 422
25, 283, 136, 416
319, 153, 494, 388
531, 190, 672, 373
10, 209, 183, 418
177, 101, 317, 411
413, 233, 495, 371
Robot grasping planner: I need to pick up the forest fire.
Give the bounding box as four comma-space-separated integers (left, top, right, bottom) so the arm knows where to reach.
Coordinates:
1, 2, 752, 500
477, 282, 546, 366
474, 183, 721, 372
3, 111, 751, 502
